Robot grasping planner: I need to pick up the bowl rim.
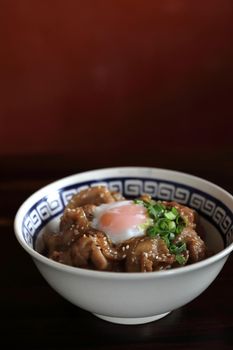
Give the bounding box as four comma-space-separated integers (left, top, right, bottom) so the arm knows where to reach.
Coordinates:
14, 166, 233, 280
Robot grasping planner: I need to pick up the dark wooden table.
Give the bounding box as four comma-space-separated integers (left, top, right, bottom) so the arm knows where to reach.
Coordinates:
1, 154, 233, 349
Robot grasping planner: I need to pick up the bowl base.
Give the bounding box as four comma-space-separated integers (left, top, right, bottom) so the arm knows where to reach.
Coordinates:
93, 311, 170, 325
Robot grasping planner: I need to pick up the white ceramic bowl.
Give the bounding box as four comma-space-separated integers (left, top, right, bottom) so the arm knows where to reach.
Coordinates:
14, 167, 233, 325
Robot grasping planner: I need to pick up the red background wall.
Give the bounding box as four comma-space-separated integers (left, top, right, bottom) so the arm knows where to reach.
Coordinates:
0, 1, 233, 163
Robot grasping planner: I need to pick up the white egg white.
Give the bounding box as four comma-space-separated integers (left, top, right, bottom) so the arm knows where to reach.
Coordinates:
91, 201, 149, 244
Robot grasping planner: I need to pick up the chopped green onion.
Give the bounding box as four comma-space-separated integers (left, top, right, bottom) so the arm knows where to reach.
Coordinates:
171, 207, 179, 216
164, 211, 176, 220
168, 221, 176, 232
168, 232, 175, 240
163, 235, 171, 248
134, 198, 188, 265
134, 199, 144, 206
176, 225, 184, 234
175, 254, 186, 265
170, 242, 186, 255
147, 226, 157, 237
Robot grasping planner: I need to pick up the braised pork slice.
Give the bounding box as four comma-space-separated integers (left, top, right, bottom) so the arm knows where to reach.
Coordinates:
66, 186, 124, 209
125, 236, 176, 272
60, 206, 92, 233
70, 231, 124, 270
71, 234, 108, 270
161, 201, 197, 229
43, 206, 92, 255
174, 227, 206, 262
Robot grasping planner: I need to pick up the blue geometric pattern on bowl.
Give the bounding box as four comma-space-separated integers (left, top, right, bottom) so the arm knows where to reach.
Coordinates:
21, 177, 233, 248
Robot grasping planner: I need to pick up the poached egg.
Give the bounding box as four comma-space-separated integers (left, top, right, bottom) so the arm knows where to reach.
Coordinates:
91, 200, 149, 244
